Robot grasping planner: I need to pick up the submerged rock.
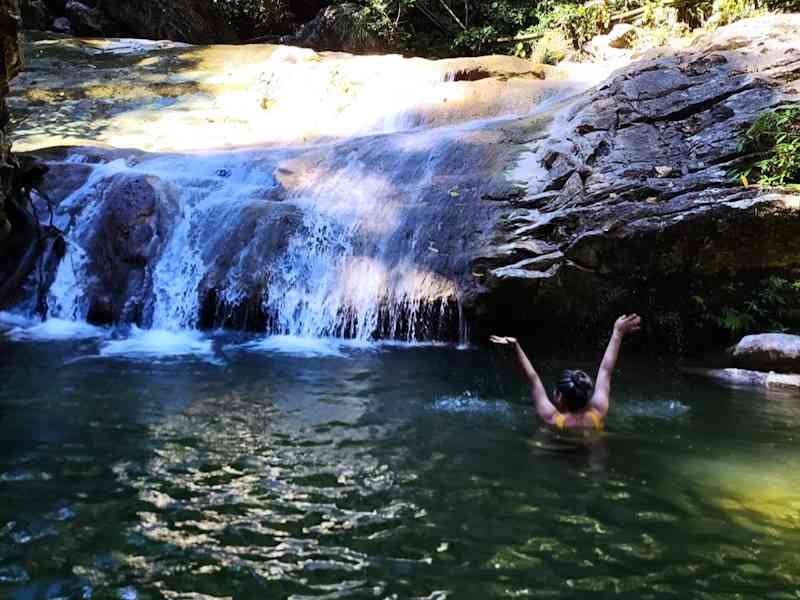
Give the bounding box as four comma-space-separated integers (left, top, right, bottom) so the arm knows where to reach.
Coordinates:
682, 367, 800, 392
731, 334, 800, 374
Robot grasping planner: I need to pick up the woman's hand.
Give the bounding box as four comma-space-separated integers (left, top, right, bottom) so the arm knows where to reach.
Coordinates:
613, 314, 642, 337
490, 335, 518, 346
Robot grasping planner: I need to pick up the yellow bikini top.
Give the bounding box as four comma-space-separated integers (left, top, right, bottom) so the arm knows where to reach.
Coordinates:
553, 409, 604, 432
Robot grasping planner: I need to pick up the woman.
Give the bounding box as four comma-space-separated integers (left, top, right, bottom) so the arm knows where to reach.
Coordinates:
491, 314, 642, 432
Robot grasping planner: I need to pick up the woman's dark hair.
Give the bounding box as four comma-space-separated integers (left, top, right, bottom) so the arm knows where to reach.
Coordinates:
556, 370, 594, 412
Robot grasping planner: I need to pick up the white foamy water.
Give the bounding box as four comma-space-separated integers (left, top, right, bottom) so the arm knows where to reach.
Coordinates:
38, 128, 475, 341
99, 328, 213, 360
617, 400, 690, 420
47, 158, 134, 322
431, 391, 511, 415
232, 335, 367, 358
1, 314, 107, 341
0, 311, 34, 329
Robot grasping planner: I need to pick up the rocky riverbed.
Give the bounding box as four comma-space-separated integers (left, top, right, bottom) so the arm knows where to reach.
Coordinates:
4, 15, 800, 351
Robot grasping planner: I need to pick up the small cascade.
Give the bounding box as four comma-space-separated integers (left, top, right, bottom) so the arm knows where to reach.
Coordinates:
457, 299, 471, 349
40, 124, 497, 342
10, 38, 598, 345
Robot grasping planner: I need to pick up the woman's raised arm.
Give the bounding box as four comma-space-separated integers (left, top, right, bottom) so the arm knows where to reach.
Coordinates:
590, 314, 641, 417
491, 336, 558, 424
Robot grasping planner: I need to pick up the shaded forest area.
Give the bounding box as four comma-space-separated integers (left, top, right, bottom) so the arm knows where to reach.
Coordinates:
21, 0, 800, 57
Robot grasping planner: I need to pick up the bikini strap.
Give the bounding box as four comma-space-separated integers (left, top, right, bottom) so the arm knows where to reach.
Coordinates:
588, 409, 603, 431
553, 413, 566, 430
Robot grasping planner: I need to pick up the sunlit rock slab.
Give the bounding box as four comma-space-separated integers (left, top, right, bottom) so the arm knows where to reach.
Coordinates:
9, 32, 594, 153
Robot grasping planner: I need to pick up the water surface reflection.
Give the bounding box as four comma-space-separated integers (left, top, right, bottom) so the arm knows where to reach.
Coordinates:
2, 331, 800, 597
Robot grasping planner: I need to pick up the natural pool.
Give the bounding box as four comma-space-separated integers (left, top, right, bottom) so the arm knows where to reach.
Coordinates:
2, 319, 800, 599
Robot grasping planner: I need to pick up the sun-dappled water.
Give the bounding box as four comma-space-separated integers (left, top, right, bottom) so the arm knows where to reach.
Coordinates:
2, 321, 800, 598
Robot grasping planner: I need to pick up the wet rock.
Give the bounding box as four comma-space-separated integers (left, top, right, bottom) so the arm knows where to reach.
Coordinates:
83, 172, 178, 325
50, 15, 70, 34
86, 293, 112, 326
197, 200, 304, 330
682, 367, 800, 392
473, 15, 800, 350
21, 0, 49, 30
64, 0, 108, 36
731, 334, 800, 374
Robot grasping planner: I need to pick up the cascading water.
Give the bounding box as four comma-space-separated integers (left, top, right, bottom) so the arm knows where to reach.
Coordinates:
39, 127, 496, 342
9, 35, 606, 345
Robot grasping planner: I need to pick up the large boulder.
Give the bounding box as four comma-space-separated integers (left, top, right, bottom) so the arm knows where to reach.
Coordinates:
731, 333, 800, 373
471, 15, 800, 351
83, 172, 178, 326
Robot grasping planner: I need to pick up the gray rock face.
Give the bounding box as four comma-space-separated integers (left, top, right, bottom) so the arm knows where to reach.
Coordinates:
731, 333, 800, 373
472, 15, 800, 350
87, 174, 175, 325
0, 0, 26, 309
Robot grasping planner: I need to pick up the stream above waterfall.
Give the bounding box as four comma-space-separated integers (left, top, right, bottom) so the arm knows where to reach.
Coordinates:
3, 324, 800, 598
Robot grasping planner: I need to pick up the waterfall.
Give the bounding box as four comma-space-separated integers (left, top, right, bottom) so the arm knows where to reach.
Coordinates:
13, 41, 597, 344
39, 126, 487, 342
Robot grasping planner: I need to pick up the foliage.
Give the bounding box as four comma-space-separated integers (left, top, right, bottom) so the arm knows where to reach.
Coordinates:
207, 0, 800, 56
545, 1, 612, 48
529, 30, 571, 64
694, 276, 800, 337
737, 105, 800, 187
333, 1, 402, 50
708, 0, 765, 27
212, 0, 296, 36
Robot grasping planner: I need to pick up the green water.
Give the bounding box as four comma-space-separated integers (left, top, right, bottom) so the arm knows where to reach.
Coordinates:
2, 328, 800, 599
